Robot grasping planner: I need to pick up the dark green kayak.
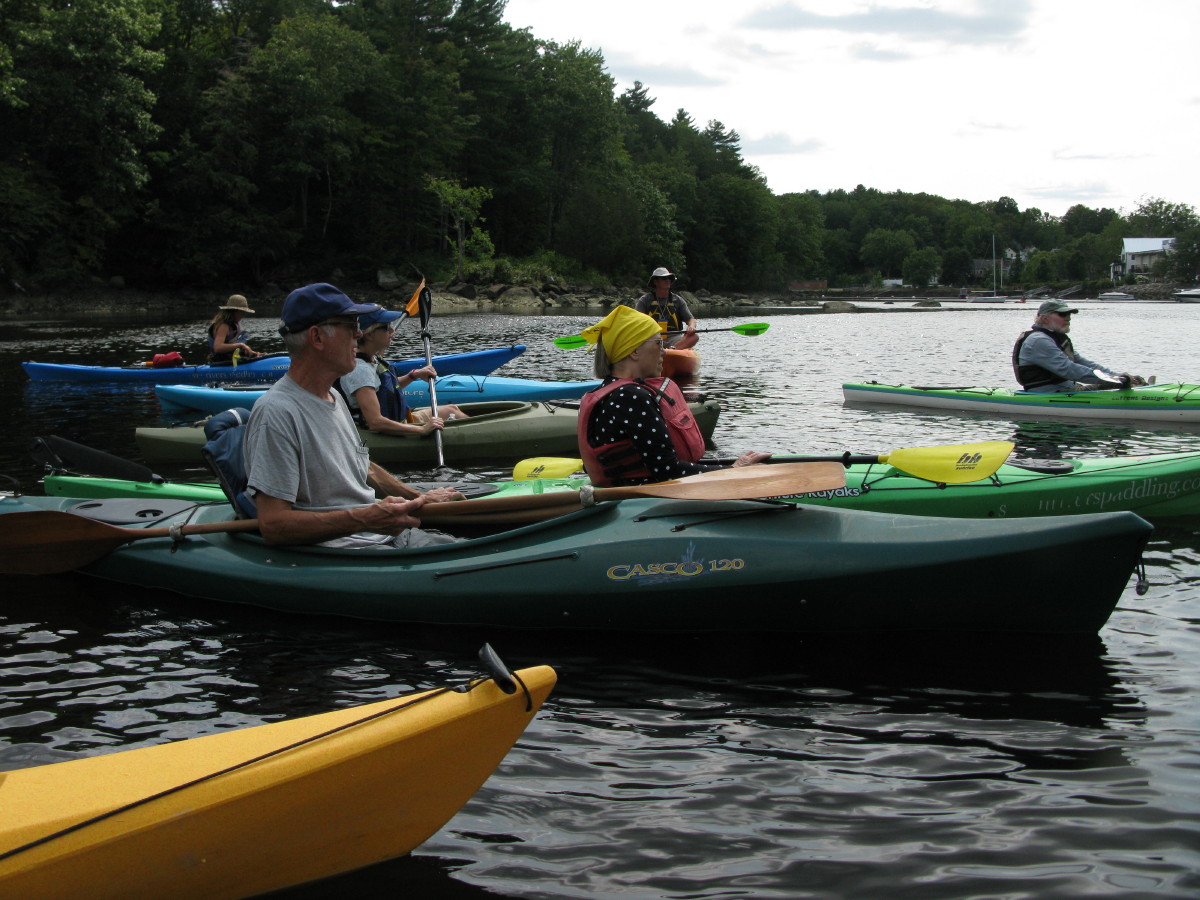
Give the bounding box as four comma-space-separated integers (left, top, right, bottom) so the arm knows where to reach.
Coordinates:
0, 491, 1151, 635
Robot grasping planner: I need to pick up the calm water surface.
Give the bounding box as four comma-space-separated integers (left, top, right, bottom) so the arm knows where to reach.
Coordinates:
1, 300, 1198, 898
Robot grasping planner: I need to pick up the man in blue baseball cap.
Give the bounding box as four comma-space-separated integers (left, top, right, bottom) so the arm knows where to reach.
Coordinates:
245, 283, 463, 548
276, 282, 380, 335
1013, 299, 1150, 392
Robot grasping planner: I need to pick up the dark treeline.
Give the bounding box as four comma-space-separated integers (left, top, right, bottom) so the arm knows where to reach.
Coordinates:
2, 0, 1197, 294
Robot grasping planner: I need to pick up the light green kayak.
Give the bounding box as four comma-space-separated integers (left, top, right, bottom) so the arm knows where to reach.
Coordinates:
843, 381, 1200, 423
42, 449, 1200, 520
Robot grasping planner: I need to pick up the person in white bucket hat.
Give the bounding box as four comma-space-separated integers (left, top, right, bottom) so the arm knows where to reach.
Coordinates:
634, 267, 698, 349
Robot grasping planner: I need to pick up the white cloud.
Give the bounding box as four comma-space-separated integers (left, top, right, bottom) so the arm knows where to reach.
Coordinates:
502, 0, 1200, 216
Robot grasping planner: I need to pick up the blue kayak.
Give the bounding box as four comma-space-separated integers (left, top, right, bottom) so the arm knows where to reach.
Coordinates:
155, 373, 602, 414
22, 346, 526, 385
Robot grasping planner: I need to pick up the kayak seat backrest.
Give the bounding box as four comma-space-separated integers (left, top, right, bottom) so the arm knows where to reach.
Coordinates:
200, 408, 257, 519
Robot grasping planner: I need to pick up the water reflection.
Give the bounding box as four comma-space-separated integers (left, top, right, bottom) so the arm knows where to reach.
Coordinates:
2, 306, 1198, 898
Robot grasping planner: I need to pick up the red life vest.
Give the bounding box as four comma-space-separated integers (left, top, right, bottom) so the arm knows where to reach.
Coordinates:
577, 377, 706, 486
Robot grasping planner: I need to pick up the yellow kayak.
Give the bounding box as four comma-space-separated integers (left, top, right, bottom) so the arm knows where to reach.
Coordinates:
0, 659, 556, 900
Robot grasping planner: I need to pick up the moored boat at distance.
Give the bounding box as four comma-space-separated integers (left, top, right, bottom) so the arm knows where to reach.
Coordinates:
1174, 287, 1200, 302
134, 398, 721, 465
154, 373, 604, 415
0, 491, 1152, 635
1098, 291, 1136, 301
843, 381, 1200, 424
0, 658, 555, 900
21, 345, 526, 385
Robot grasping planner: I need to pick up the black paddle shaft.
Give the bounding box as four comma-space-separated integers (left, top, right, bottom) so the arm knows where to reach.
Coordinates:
417, 285, 445, 466
708, 452, 875, 468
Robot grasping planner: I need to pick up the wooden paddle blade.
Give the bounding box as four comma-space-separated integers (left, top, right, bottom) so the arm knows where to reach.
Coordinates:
883, 441, 1013, 484
0, 510, 138, 574
0, 511, 262, 575
604, 462, 846, 501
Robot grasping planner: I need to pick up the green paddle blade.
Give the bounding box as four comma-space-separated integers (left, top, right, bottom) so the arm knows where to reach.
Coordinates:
728, 322, 770, 336
552, 335, 590, 349
552, 322, 769, 349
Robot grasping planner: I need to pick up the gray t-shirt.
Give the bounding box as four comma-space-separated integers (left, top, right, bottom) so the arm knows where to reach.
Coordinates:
244, 375, 375, 511
338, 357, 379, 412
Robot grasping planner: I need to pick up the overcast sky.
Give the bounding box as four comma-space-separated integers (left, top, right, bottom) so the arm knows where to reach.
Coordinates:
501, 0, 1199, 218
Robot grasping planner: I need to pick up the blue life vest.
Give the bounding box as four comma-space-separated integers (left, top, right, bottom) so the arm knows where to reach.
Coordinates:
207, 323, 250, 364
200, 407, 257, 517
336, 354, 411, 425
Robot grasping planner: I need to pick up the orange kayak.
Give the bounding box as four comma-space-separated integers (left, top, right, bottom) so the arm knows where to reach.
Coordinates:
662, 347, 700, 378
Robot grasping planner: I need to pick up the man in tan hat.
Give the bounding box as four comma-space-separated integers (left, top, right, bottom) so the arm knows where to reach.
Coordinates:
634, 267, 698, 349
1013, 299, 1149, 392
208, 294, 261, 363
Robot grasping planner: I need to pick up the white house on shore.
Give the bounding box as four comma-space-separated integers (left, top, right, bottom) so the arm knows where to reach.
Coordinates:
1112, 237, 1175, 280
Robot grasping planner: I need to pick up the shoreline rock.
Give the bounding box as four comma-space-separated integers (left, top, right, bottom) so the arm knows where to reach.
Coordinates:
2, 280, 1187, 319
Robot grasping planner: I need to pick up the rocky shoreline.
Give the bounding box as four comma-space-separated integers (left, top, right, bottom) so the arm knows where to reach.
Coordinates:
0, 279, 1188, 319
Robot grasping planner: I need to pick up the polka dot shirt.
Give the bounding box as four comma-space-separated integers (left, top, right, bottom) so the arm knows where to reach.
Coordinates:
585, 380, 714, 485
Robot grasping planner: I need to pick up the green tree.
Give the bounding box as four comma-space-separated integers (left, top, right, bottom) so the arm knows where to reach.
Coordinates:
1167, 226, 1200, 283
427, 176, 493, 281
902, 247, 941, 288
687, 173, 779, 289
775, 193, 825, 280
860, 229, 916, 278
179, 11, 384, 281
1061, 204, 1119, 239
940, 247, 974, 285
0, 0, 164, 281
1125, 197, 1199, 236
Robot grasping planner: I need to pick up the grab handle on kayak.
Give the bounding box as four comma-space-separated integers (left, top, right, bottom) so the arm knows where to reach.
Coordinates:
478, 643, 519, 695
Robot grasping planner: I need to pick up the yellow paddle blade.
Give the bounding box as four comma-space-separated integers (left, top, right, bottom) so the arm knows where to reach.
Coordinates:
881, 442, 1013, 484
513, 457, 586, 481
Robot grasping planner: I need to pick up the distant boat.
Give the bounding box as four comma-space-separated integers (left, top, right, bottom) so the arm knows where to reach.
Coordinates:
1174, 288, 1200, 302
1098, 291, 1136, 301
965, 234, 1010, 301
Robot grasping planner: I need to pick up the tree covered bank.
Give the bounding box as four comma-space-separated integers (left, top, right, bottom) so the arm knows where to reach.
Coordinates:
2, 0, 1197, 295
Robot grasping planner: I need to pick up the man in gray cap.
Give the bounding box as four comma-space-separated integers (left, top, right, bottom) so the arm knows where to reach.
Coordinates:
1012, 299, 1149, 392
634, 267, 698, 349
244, 283, 462, 548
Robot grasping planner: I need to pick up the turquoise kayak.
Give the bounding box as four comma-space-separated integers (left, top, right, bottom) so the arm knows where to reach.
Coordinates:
21, 345, 526, 385
133, 399, 722, 465
40, 449, 1200, 521
843, 381, 1200, 423
0, 491, 1152, 634
154, 374, 604, 414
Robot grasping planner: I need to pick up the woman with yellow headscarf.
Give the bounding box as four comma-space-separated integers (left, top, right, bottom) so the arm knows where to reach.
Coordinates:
575, 306, 769, 487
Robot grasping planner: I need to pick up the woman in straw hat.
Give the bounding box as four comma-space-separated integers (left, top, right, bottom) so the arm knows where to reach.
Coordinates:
575, 305, 768, 487
208, 294, 261, 364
